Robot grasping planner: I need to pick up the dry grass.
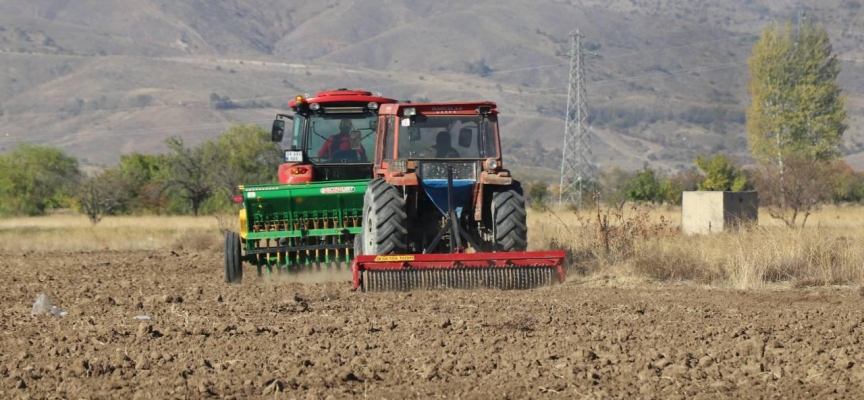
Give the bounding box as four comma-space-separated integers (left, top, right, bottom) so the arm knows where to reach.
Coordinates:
0, 215, 220, 252
530, 203, 864, 289
4, 204, 864, 289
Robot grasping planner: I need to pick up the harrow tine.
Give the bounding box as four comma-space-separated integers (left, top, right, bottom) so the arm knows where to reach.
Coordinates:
356, 267, 561, 292
352, 251, 566, 292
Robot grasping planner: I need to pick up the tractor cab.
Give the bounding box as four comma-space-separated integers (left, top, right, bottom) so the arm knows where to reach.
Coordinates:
374, 101, 509, 187
369, 101, 515, 254
271, 89, 398, 185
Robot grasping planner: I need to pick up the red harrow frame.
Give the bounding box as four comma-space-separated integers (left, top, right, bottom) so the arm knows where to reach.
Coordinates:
352, 251, 566, 292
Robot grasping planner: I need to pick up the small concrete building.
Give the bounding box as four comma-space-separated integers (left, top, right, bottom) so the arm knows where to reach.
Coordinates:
681, 191, 758, 235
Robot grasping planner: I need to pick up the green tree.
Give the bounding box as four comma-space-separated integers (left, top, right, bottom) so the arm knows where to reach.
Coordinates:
747, 20, 846, 165
831, 162, 864, 204
117, 153, 169, 214
599, 166, 634, 210
694, 154, 748, 191
163, 136, 213, 217
527, 181, 549, 211
204, 124, 282, 197
746, 20, 847, 226
0, 144, 81, 216
76, 169, 128, 224
624, 167, 664, 204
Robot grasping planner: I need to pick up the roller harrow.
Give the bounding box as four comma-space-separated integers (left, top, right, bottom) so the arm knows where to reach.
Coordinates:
352, 251, 566, 292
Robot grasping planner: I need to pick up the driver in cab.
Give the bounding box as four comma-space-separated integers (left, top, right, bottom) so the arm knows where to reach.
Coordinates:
318, 118, 367, 162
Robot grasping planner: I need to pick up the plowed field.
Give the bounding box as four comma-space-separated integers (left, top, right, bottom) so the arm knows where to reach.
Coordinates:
3, 249, 864, 399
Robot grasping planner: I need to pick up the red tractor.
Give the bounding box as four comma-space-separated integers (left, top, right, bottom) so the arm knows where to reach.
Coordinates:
270, 88, 400, 185
351, 101, 566, 291
226, 89, 401, 283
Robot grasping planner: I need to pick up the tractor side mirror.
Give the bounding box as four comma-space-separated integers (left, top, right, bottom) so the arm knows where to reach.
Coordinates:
458, 128, 473, 148
271, 119, 285, 142
408, 127, 422, 142
349, 130, 362, 150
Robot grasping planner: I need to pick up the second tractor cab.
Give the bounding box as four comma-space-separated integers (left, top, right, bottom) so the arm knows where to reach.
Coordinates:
224, 89, 400, 284
271, 88, 399, 185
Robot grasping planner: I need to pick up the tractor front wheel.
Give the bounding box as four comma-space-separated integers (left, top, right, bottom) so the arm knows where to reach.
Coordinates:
224, 231, 242, 284
491, 184, 528, 252
363, 179, 407, 255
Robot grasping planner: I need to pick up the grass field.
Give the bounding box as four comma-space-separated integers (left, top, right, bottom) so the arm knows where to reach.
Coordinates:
0, 214, 222, 252
530, 203, 864, 289
2, 205, 863, 289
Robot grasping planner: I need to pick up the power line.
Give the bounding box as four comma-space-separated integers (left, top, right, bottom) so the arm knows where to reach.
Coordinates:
485, 32, 760, 76
527, 59, 749, 95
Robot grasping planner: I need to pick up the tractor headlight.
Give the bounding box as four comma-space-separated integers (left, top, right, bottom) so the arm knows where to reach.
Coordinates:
367, 102, 379, 110
309, 103, 321, 111
485, 158, 499, 172
404, 107, 416, 116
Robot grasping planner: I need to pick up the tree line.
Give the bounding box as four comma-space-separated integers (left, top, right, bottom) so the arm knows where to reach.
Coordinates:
526, 154, 864, 216
1, 129, 861, 227
0, 125, 282, 223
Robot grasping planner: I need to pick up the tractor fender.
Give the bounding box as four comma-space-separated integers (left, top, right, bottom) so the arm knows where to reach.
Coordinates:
384, 172, 419, 186
239, 208, 248, 240
481, 171, 513, 186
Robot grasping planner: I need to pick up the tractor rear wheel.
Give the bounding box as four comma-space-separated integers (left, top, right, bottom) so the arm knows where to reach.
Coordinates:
491, 184, 528, 252
363, 179, 407, 255
224, 231, 242, 284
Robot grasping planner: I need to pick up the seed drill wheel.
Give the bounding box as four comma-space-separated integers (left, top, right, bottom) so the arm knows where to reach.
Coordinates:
363, 179, 408, 255
224, 231, 243, 284
491, 184, 528, 252
354, 233, 363, 256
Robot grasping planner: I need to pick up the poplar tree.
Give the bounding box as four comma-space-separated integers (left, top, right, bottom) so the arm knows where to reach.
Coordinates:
746, 20, 846, 227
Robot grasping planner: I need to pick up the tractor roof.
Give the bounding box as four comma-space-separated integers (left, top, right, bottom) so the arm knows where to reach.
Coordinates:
288, 88, 398, 108
379, 101, 498, 116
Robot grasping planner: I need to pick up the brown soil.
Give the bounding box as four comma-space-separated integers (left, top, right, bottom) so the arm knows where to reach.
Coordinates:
2, 249, 864, 399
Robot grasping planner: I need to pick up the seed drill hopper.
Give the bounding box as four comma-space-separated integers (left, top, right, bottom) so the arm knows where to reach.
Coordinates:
225, 89, 399, 283
350, 101, 566, 291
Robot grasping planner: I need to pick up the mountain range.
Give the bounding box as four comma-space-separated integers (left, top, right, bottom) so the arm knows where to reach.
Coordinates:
1, 0, 863, 182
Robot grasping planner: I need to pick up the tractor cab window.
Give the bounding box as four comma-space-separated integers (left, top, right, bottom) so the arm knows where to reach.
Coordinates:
396, 115, 499, 159
291, 114, 306, 149
305, 113, 377, 164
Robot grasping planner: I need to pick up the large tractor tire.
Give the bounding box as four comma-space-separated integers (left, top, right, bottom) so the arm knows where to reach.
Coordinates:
363, 179, 408, 255
224, 231, 242, 284
491, 184, 528, 252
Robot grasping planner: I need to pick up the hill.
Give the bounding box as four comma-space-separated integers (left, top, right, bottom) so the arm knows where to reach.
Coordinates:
1, 0, 864, 181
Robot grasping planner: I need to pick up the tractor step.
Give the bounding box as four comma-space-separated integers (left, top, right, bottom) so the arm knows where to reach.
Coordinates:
352, 251, 566, 292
